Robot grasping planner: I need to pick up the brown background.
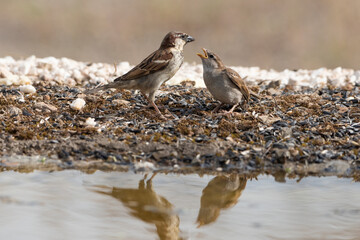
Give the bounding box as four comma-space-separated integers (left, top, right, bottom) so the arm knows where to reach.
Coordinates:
1, 0, 360, 70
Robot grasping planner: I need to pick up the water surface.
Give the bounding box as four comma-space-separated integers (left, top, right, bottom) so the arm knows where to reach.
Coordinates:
0, 171, 359, 240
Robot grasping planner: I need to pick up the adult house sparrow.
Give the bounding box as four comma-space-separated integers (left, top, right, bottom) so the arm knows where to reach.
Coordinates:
86, 31, 195, 119
197, 48, 253, 114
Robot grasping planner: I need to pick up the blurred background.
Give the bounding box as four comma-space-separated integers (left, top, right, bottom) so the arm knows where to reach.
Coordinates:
1, 0, 360, 70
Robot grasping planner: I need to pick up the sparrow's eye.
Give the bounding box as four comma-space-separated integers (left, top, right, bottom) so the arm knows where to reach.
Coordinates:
209, 54, 214, 59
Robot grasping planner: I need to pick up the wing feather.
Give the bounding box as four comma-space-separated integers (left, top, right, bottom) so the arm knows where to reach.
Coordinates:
224, 68, 250, 102
114, 49, 173, 82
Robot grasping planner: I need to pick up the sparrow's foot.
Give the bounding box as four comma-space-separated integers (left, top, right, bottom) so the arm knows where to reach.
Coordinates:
158, 114, 168, 120
164, 113, 176, 120
214, 111, 234, 118
147, 100, 165, 119
240, 101, 249, 111
211, 103, 224, 114
213, 104, 238, 117
223, 111, 234, 117
163, 107, 178, 119
228, 103, 238, 113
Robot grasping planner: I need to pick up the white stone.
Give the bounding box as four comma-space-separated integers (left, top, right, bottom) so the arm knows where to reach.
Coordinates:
0, 66, 14, 78
85, 117, 96, 127
18, 76, 32, 85
19, 85, 36, 94
0, 56, 359, 88
70, 98, 86, 110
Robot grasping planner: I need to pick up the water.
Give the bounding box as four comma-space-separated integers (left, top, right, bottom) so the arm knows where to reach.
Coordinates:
0, 171, 359, 240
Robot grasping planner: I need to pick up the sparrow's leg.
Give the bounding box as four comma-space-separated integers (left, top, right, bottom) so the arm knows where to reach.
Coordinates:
212, 103, 224, 113
240, 99, 249, 111
222, 104, 238, 116
142, 91, 166, 119
227, 104, 238, 113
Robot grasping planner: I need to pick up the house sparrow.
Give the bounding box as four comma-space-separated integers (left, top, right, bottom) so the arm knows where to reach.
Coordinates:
197, 48, 253, 114
86, 31, 195, 119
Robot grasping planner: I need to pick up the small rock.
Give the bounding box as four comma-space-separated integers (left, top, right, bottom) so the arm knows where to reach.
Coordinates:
337, 106, 349, 114
273, 148, 290, 161
8, 106, 22, 116
19, 85, 36, 94
267, 88, 281, 96
58, 149, 70, 160
342, 82, 354, 91
240, 150, 251, 158
273, 120, 288, 128
0, 67, 14, 78
76, 93, 86, 98
70, 98, 86, 110
258, 115, 281, 125
324, 160, 350, 174
34, 102, 58, 112
225, 136, 235, 142
18, 76, 32, 85
266, 80, 281, 89
85, 117, 96, 127
195, 136, 204, 142
22, 109, 33, 116
43, 95, 51, 101
112, 99, 130, 105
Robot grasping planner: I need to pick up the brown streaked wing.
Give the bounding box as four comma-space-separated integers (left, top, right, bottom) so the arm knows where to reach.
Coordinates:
224, 68, 250, 102
114, 49, 173, 82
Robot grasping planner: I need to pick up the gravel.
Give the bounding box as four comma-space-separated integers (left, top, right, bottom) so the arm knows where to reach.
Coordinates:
0, 56, 359, 178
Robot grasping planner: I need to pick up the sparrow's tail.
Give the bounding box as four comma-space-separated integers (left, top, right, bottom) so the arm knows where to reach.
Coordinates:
85, 84, 109, 94
84, 80, 121, 94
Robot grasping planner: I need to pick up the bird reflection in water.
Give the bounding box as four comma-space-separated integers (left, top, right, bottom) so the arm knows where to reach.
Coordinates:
197, 174, 247, 227
96, 173, 181, 240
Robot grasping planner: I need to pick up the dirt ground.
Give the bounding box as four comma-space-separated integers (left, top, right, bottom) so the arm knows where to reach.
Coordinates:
0, 81, 360, 179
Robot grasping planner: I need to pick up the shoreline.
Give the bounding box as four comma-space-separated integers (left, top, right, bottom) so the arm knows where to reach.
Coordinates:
0, 57, 360, 178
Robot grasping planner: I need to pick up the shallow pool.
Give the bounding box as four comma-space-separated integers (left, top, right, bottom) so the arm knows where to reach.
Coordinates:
0, 171, 359, 240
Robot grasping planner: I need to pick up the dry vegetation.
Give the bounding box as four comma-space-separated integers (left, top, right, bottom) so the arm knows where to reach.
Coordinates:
0, 81, 359, 177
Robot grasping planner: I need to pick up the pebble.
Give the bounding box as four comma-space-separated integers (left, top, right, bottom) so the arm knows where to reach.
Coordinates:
0, 66, 14, 78
34, 102, 58, 112
22, 109, 33, 116
0, 56, 359, 88
85, 117, 96, 127
19, 85, 36, 94
8, 106, 22, 116
70, 98, 86, 110
112, 99, 130, 106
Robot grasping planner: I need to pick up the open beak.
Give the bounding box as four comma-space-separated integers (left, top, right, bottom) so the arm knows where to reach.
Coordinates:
197, 48, 208, 59
186, 35, 195, 43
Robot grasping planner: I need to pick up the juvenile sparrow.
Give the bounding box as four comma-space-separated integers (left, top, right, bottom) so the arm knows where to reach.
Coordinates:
87, 31, 195, 118
197, 48, 251, 114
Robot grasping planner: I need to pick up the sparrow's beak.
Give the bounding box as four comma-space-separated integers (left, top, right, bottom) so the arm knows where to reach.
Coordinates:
186, 35, 195, 43
197, 48, 208, 59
